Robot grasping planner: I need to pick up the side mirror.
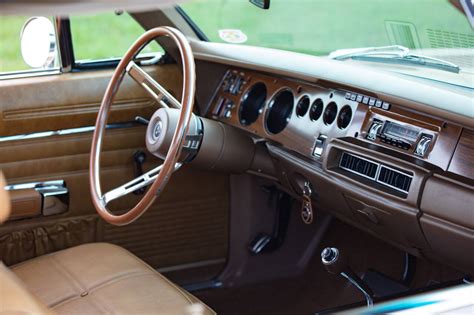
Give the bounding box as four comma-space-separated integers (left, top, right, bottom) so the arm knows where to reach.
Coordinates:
249, 0, 270, 10
20, 17, 57, 69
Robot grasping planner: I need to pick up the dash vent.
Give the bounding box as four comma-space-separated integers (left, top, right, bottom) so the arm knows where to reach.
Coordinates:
377, 165, 412, 193
339, 152, 413, 195
340, 152, 378, 180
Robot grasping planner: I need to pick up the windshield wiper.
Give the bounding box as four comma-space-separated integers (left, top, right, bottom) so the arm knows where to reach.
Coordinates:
328, 45, 460, 73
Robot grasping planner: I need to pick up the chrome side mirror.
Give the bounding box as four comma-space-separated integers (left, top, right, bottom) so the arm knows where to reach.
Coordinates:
20, 17, 57, 69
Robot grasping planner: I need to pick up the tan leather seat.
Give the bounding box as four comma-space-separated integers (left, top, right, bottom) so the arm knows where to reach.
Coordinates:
9, 243, 215, 314
0, 262, 53, 315
0, 172, 214, 315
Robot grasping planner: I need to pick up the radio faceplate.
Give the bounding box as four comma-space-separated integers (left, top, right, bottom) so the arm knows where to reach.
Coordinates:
363, 110, 437, 158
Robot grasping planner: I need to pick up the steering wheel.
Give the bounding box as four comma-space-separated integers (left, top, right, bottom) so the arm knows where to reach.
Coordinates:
89, 27, 196, 226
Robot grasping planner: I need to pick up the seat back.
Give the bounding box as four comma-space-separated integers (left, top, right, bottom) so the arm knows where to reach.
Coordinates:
1, 171, 52, 314
0, 263, 52, 314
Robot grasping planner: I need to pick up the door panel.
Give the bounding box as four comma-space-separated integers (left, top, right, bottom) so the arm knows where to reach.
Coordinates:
0, 65, 229, 282
0, 65, 181, 136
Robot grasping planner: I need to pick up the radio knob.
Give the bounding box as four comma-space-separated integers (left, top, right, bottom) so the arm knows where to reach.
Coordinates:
367, 121, 383, 140
415, 136, 432, 157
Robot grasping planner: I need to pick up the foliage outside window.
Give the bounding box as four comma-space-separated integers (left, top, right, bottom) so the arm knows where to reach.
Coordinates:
70, 12, 162, 62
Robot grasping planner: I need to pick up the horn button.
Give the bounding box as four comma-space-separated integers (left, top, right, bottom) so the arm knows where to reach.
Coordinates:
146, 108, 200, 161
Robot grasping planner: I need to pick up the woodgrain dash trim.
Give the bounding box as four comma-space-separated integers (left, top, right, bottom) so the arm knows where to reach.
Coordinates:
448, 128, 474, 180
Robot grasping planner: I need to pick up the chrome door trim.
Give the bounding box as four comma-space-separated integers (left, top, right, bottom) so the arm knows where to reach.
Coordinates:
5, 180, 65, 191
0, 122, 138, 143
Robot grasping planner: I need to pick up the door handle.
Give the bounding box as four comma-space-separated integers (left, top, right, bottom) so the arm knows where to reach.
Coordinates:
5, 180, 69, 218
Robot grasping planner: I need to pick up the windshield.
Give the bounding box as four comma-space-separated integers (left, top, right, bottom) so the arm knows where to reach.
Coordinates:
182, 0, 474, 84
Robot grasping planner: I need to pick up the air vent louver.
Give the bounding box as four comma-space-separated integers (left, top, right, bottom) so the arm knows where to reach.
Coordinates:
340, 152, 378, 179
339, 152, 413, 195
377, 166, 412, 193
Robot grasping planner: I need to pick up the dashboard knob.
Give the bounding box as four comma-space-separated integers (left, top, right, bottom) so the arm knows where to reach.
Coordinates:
367, 121, 383, 140
415, 135, 432, 157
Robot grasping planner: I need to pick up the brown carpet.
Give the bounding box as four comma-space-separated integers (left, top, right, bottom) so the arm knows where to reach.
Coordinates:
193, 219, 462, 315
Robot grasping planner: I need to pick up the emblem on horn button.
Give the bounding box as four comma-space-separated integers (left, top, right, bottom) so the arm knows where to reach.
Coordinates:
152, 120, 163, 140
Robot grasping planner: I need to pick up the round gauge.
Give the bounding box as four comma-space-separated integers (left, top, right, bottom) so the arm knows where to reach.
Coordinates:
310, 98, 324, 121
239, 82, 267, 126
296, 95, 310, 117
337, 105, 352, 129
265, 89, 294, 134
323, 102, 338, 125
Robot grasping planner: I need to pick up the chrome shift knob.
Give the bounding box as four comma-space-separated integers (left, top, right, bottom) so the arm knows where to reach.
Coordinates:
321, 247, 346, 274
321, 246, 374, 307
321, 247, 339, 264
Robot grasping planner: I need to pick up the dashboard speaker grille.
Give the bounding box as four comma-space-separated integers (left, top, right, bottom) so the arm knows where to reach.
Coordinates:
377, 165, 412, 193
340, 152, 378, 179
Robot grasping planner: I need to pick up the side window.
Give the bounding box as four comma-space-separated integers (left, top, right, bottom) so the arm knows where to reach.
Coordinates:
70, 12, 163, 63
0, 16, 59, 75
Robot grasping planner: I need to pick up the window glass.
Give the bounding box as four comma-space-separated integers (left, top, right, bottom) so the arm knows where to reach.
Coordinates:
70, 12, 162, 62
181, 0, 474, 86
0, 16, 59, 74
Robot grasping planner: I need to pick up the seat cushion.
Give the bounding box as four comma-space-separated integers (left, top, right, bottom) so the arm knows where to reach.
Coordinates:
11, 243, 215, 315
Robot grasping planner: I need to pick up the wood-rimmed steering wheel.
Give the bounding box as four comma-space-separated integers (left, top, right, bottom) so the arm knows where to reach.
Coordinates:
89, 27, 195, 226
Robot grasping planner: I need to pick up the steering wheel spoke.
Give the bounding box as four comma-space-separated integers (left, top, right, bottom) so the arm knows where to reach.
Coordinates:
102, 163, 182, 205
126, 61, 182, 109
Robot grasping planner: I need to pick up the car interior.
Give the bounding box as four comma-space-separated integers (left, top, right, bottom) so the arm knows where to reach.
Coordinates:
0, 0, 473, 314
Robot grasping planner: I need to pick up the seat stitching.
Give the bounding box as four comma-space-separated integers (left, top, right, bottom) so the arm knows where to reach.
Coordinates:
52, 293, 111, 314
86, 270, 150, 293
47, 255, 88, 308
107, 244, 197, 305
87, 271, 200, 315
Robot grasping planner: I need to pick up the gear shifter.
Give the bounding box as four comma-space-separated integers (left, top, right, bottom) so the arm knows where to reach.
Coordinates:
321, 247, 374, 307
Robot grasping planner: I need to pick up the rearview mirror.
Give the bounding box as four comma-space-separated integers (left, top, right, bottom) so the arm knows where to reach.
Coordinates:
249, 0, 270, 10
20, 17, 57, 69
460, 0, 474, 28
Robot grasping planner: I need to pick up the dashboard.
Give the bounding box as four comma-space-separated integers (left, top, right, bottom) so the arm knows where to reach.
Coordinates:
209, 67, 465, 181
200, 61, 473, 275
210, 68, 361, 161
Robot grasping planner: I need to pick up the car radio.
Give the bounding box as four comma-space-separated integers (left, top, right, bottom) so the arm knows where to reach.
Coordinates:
366, 118, 433, 157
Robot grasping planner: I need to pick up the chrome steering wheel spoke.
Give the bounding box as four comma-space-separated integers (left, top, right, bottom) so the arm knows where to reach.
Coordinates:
126, 61, 182, 109
102, 162, 182, 205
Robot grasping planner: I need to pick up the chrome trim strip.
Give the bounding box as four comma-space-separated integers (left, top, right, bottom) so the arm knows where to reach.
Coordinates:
0, 122, 137, 143
0, 68, 60, 81
183, 280, 224, 292
5, 180, 65, 191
